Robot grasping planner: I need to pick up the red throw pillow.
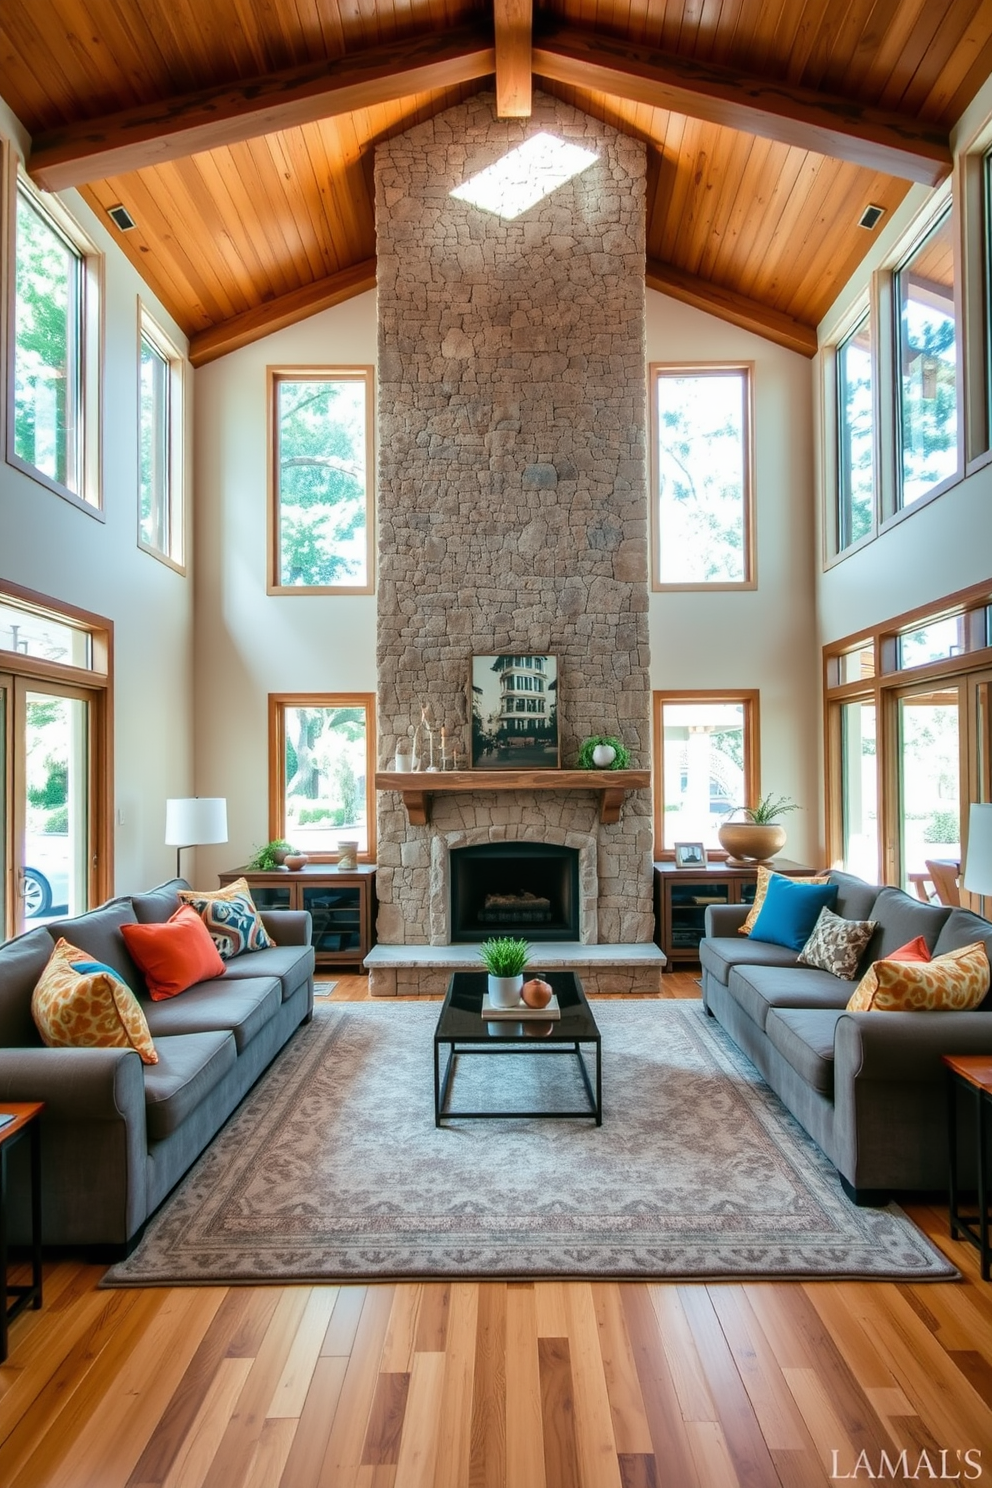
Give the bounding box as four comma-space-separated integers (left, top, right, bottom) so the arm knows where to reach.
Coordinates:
885, 936, 931, 964
121, 905, 226, 1000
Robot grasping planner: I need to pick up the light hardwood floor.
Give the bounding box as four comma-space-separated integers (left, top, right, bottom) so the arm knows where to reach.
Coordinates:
1, 973, 990, 1487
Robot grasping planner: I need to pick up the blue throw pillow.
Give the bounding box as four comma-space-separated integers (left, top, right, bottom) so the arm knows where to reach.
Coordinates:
748, 875, 839, 952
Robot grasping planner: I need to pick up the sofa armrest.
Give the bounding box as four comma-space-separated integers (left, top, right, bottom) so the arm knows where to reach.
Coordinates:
0, 1045, 146, 1121
835, 1011, 992, 1083
704, 904, 750, 936
259, 910, 312, 947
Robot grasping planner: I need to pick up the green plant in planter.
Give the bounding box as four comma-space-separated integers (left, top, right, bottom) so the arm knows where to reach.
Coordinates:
478, 937, 531, 977
247, 839, 295, 870
733, 793, 801, 824
577, 735, 631, 770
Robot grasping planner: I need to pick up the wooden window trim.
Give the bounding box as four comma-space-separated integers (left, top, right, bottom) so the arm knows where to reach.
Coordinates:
268, 692, 377, 863
4, 160, 104, 514
652, 689, 760, 859
649, 362, 756, 593
266, 365, 375, 596
137, 299, 187, 574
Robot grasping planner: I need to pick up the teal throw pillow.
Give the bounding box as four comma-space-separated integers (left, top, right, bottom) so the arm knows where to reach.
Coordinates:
748, 875, 839, 952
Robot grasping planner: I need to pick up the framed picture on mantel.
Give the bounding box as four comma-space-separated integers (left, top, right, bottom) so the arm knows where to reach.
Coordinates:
469, 654, 559, 769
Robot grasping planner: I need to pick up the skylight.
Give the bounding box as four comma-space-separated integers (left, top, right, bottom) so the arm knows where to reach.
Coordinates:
450, 132, 599, 220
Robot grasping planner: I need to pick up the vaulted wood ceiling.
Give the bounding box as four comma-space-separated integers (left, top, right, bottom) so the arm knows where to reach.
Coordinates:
2, 0, 988, 364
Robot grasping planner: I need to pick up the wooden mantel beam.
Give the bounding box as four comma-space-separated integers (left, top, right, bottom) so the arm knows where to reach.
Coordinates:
646, 259, 818, 358
29, 27, 495, 191
495, 0, 532, 118
534, 23, 951, 185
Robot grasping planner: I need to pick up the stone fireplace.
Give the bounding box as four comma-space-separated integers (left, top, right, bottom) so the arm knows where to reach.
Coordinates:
371, 90, 658, 993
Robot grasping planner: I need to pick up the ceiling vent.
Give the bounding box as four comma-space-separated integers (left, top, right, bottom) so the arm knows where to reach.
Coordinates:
107, 203, 136, 232
858, 204, 885, 230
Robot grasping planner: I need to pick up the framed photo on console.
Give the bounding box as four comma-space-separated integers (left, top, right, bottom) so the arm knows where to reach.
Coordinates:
469, 654, 559, 768
674, 841, 707, 868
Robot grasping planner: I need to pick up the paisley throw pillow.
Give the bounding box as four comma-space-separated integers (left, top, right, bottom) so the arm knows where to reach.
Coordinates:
178, 877, 275, 959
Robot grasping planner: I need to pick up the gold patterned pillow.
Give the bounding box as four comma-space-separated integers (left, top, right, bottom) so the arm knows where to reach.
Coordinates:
846, 941, 990, 1012
31, 938, 158, 1064
739, 867, 831, 935
178, 877, 275, 959
797, 906, 877, 980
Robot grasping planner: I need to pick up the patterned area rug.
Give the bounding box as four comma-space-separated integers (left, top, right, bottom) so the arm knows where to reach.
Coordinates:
103, 1001, 955, 1284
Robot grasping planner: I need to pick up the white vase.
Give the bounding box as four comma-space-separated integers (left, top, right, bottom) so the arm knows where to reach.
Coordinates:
394, 751, 412, 772
592, 743, 617, 767
488, 973, 523, 1009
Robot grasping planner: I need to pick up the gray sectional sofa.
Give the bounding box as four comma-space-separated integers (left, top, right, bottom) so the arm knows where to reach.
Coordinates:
0, 878, 314, 1254
700, 871, 992, 1202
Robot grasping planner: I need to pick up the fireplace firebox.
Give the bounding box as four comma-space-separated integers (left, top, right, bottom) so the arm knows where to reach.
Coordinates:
449, 842, 580, 942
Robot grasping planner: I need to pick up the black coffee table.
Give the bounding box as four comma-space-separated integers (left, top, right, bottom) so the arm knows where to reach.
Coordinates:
434, 970, 602, 1126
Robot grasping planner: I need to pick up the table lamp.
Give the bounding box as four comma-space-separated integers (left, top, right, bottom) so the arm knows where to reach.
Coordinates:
165, 797, 228, 879
963, 802, 992, 902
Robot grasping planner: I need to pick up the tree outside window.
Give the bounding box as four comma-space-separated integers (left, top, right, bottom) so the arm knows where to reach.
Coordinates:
897, 208, 958, 506
837, 314, 874, 548
271, 695, 375, 859
271, 371, 373, 591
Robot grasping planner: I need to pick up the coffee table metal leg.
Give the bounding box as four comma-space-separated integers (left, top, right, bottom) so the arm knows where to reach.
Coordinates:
436, 1041, 457, 1125
595, 1040, 602, 1126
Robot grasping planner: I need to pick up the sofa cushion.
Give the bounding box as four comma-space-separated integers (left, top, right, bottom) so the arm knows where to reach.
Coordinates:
862, 887, 950, 963
46, 900, 145, 996
178, 879, 275, 959
826, 870, 882, 922
797, 906, 877, 980
700, 936, 800, 987
728, 964, 854, 1031
130, 878, 190, 925
121, 907, 226, 1000
143, 1031, 237, 1141
933, 909, 992, 1010
31, 939, 158, 1065
217, 943, 315, 1001
847, 941, 990, 1013
0, 927, 54, 1046
141, 976, 282, 1053
749, 876, 838, 950
764, 1009, 844, 1097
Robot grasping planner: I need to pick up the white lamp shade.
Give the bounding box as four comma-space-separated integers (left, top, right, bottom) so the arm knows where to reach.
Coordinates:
963, 802, 992, 897
165, 797, 228, 848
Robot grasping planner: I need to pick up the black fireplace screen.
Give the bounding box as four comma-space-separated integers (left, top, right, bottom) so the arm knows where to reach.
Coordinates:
449, 842, 580, 942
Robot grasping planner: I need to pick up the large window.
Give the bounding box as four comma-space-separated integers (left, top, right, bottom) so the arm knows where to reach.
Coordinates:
269, 369, 374, 593
9, 180, 101, 509
269, 694, 375, 861
1, 585, 111, 944
897, 207, 959, 507
653, 692, 759, 854
837, 314, 874, 549
650, 365, 753, 589
138, 307, 185, 567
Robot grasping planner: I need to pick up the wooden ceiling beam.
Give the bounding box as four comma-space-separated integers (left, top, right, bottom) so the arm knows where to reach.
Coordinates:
188, 259, 377, 367
495, 0, 532, 118
645, 258, 817, 358
534, 23, 951, 186
29, 29, 495, 191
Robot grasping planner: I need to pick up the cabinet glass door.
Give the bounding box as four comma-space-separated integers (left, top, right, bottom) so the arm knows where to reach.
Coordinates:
669, 880, 730, 951
303, 884, 362, 955
251, 886, 292, 912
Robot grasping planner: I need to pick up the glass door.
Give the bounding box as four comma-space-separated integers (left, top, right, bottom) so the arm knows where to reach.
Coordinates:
896, 684, 962, 895
1, 674, 10, 943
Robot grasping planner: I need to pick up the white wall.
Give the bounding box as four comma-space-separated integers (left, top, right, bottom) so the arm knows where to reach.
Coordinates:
0, 107, 195, 894
193, 292, 377, 886
646, 292, 822, 865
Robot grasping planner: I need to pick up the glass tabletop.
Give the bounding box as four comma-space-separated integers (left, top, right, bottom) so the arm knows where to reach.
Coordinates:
435, 970, 600, 1042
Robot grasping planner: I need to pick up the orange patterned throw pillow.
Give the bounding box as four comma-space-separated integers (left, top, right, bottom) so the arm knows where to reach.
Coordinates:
846, 941, 990, 1013
739, 867, 831, 935
31, 938, 158, 1064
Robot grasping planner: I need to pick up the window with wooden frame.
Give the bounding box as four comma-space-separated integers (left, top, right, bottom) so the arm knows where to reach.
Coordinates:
824, 579, 992, 902
138, 304, 185, 569
896, 205, 960, 509
0, 582, 112, 944
653, 691, 759, 856
268, 367, 374, 594
7, 170, 102, 512
650, 364, 754, 590
836, 311, 875, 551
269, 694, 376, 862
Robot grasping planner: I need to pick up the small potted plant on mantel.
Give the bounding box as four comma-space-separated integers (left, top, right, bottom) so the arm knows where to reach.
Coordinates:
577, 735, 631, 770
717, 794, 801, 865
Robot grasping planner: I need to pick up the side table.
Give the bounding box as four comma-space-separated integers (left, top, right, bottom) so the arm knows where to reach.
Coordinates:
942, 1055, 992, 1281
0, 1102, 44, 1360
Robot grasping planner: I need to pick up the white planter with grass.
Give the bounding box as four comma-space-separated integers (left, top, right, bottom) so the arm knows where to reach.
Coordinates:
487, 974, 524, 1009
478, 936, 531, 1010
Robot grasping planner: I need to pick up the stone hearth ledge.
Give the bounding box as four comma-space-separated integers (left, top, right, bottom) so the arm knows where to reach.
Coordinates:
364, 942, 666, 997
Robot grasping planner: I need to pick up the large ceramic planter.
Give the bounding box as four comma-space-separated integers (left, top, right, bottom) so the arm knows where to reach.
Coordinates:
718, 822, 787, 865
488, 973, 524, 1009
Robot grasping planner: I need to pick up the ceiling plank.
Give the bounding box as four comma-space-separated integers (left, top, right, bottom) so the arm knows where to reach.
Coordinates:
533, 22, 952, 185
188, 258, 377, 367
645, 257, 817, 357
28, 27, 495, 191
495, 0, 532, 117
